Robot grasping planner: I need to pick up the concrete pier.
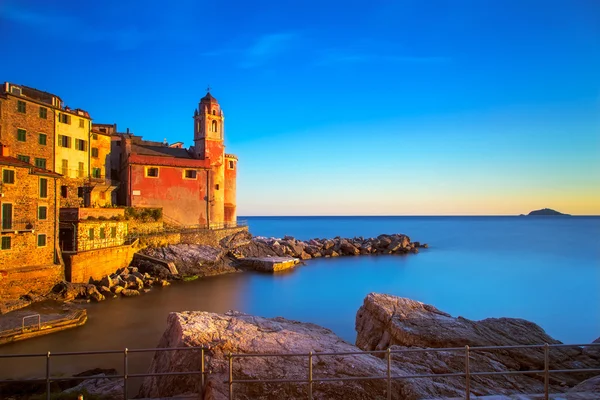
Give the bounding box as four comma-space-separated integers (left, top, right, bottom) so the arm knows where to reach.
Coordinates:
239, 257, 299, 272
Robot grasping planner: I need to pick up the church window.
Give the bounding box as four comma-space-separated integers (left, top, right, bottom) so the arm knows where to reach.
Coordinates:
228, 160, 234, 169
184, 170, 197, 179
212, 109, 216, 115
212, 120, 217, 132
145, 167, 159, 178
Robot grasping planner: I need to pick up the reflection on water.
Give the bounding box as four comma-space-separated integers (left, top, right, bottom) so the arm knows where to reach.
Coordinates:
0, 216, 598, 388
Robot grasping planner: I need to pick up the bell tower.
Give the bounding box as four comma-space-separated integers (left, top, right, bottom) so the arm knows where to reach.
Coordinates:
193, 90, 224, 160
193, 89, 226, 225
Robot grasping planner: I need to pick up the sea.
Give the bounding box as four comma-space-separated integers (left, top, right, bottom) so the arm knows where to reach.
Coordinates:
1, 216, 599, 385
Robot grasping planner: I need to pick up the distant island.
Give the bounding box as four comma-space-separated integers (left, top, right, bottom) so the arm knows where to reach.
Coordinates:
520, 208, 571, 216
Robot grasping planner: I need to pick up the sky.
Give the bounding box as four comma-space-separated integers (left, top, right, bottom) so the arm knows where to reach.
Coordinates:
0, 0, 599, 215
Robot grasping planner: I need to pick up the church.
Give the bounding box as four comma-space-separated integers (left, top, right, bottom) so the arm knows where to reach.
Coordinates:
118, 91, 237, 227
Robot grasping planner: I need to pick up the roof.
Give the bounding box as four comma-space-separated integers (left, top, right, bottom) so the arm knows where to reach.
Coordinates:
200, 92, 218, 104
131, 143, 194, 159
0, 156, 62, 177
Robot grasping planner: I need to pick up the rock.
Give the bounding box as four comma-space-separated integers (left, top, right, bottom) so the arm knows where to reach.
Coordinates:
98, 286, 113, 296
124, 275, 144, 290
340, 242, 360, 255
138, 311, 463, 400
61, 372, 123, 399
129, 267, 139, 273
140, 244, 235, 277
86, 286, 105, 302
355, 293, 600, 396
298, 251, 311, 260
112, 285, 124, 294
100, 275, 113, 288
569, 375, 600, 393
322, 240, 335, 250
330, 251, 339, 257
121, 289, 140, 297
220, 230, 253, 249
132, 271, 145, 280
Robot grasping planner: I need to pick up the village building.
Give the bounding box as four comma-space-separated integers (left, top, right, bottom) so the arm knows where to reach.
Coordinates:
89, 125, 117, 207
117, 92, 238, 227
0, 143, 63, 300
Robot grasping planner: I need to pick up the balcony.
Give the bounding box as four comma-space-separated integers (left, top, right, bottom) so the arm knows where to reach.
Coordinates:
1, 220, 36, 233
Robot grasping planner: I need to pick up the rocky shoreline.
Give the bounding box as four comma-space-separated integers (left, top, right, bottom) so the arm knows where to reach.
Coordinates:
41, 231, 427, 304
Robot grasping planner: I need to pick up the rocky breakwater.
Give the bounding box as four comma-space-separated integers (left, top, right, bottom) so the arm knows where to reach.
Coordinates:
356, 293, 600, 397
233, 232, 428, 261
48, 265, 172, 303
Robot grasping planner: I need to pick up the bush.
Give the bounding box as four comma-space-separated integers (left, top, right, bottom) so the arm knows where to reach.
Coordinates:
98, 216, 107, 221
86, 216, 97, 221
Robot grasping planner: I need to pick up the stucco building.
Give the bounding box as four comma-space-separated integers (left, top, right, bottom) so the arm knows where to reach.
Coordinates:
118, 91, 238, 227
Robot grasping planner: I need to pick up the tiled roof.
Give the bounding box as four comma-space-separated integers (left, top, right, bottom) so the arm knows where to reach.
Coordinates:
131, 144, 193, 159
0, 156, 62, 177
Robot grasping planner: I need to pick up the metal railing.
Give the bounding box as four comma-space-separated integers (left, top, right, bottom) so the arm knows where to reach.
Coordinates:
22, 314, 41, 332
0, 346, 208, 400
1, 343, 598, 400
226, 343, 600, 400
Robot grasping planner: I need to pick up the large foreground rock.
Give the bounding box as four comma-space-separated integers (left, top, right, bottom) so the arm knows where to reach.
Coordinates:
356, 293, 600, 397
138, 311, 466, 400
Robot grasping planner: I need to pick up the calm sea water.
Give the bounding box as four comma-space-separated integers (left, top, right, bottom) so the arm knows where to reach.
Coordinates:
1, 216, 599, 385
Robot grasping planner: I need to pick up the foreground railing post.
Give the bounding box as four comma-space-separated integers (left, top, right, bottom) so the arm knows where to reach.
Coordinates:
465, 345, 470, 400
123, 348, 128, 400
544, 343, 549, 400
46, 351, 51, 400
308, 351, 313, 399
387, 347, 392, 400
228, 352, 233, 400
201, 348, 205, 395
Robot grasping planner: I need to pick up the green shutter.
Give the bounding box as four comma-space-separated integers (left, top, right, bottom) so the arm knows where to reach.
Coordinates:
39, 178, 48, 198
17, 129, 26, 142
39, 134, 47, 145
2, 204, 12, 230
37, 234, 46, 247
1, 236, 11, 250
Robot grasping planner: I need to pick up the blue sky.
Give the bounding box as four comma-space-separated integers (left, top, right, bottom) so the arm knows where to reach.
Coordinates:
1, 0, 598, 215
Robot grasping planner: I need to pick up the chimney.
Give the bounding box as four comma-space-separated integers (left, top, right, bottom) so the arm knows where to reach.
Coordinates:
126, 127, 130, 134
0, 143, 10, 157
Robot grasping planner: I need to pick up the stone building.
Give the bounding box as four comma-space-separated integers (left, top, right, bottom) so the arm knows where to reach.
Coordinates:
89, 126, 116, 207
59, 208, 127, 252
0, 83, 57, 175
0, 143, 63, 300
117, 92, 238, 227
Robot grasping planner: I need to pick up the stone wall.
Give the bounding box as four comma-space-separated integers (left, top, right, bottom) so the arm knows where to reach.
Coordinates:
127, 219, 164, 234
0, 264, 64, 300
179, 226, 248, 247
137, 232, 181, 248
64, 243, 136, 283
76, 220, 127, 252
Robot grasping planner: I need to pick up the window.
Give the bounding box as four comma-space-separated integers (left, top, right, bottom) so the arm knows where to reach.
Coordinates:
2, 169, 15, 184
39, 178, 48, 198
78, 162, 84, 178
38, 206, 48, 220
17, 101, 26, 113
215, 184, 220, 190
17, 155, 30, 163
92, 168, 101, 178
99, 128, 107, 133
92, 133, 98, 140
79, 119, 85, 128
146, 167, 159, 178
1, 236, 10, 250
59, 113, 71, 124
61, 159, 68, 176
77, 187, 84, 198
61, 186, 68, 198
39, 133, 47, 145
212, 110, 216, 115
99, 227, 105, 239
75, 139, 87, 151
58, 135, 71, 148
184, 170, 197, 179
17, 129, 26, 142
2, 204, 13, 230
110, 227, 116, 238
88, 228, 94, 240
111, 169, 118, 179
39, 107, 47, 119
37, 234, 47, 247
228, 160, 234, 169
35, 158, 46, 169
212, 120, 217, 132
91, 148, 99, 158
10, 86, 22, 96
116, 141, 121, 147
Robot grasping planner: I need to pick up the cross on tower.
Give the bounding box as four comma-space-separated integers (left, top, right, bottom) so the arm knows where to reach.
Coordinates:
206, 85, 211, 93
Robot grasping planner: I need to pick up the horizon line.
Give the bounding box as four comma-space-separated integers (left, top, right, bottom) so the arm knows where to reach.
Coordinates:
238, 214, 599, 218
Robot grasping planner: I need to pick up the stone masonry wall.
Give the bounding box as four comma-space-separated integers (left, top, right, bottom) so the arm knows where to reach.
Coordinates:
179, 226, 248, 247
0, 93, 55, 168
64, 243, 136, 283
76, 220, 127, 252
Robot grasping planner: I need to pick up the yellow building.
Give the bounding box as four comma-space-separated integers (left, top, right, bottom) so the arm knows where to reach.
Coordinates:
89, 128, 116, 207
54, 107, 92, 207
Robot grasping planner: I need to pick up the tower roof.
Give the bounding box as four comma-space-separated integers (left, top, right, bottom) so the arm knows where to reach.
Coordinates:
200, 92, 218, 104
